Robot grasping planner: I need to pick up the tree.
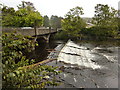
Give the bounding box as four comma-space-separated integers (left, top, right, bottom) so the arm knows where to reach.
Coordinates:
118, 10, 120, 31
16, 1, 42, 27
1, 5, 16, 27
1, 6, 15, 14
62, 6, 86, 38
2, 1, 43, 27
43, 15, 50, 27
17, 1, 35, 11
93, 4, 118, 27
92, 4, 118, 38
50, 15, 62, 29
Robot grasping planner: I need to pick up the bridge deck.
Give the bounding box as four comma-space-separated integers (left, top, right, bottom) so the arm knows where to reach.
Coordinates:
2, 27, 60, 36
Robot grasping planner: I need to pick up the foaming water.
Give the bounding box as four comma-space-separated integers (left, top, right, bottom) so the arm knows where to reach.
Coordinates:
47, 40, 119, 88
58, 40, 103, 69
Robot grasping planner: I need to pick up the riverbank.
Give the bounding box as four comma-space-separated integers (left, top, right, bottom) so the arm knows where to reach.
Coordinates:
54, 30, 120, 43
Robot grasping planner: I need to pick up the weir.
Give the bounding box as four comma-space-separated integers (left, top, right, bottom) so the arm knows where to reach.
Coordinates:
46, 40, 118, 88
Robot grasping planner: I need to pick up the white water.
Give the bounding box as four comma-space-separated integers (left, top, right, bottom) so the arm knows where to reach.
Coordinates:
58, 40, 103, 69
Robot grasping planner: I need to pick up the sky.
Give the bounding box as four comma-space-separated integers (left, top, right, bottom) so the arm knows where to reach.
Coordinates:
0, 0, 120, 18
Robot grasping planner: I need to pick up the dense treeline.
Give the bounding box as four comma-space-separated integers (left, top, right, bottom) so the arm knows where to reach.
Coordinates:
1, 1, 43, 27
55, 4, 119, 40
1, 1, 62, 29
43, 15, 62, 29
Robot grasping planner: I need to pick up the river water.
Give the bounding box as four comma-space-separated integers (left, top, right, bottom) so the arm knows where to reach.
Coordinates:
45, 39, 119, 88
28, 38, 119, 88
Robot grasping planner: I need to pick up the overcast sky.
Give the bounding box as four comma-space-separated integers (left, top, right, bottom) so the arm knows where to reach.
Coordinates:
1, 0, 120, 18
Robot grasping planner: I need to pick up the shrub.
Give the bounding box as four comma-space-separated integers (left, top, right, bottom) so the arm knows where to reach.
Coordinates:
2, 33, 61, 89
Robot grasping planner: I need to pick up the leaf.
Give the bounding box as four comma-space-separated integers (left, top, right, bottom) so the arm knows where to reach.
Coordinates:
15, 70, 20, 75
9, 73, 16, 77
5, 61, 8, 65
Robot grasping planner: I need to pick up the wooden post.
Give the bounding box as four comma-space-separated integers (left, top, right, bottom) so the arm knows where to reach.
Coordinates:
34, 20, 37, 37
56, 28, 57, 32
49, 27, 51, 33
35, 26, 37, 37
56, 59, 57, 64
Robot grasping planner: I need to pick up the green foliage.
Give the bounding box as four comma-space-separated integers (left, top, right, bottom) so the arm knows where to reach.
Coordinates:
1, 5, 16, 26
17, 1, 35, 11
50, 15, 62, 29
2, 1, 43, 27
81, 26, 118, 40
54, 31, 70, 40
91, 4, 118, 39
118, 11, 120, 31
62, 6, 86, 38
2, 33, 61, 89
43, 15, 50, 27
93, 4, 118, 27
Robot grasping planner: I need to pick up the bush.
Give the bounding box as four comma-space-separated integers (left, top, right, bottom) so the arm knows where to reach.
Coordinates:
81, 26, 118, 40
2, 33, 61, 89
54, 31, 70, 40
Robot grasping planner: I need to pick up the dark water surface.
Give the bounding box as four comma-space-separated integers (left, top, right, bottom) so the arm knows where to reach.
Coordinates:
26, 38, 65, 62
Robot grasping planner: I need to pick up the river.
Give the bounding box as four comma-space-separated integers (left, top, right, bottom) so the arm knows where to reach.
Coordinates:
46, 39, 119, 88
28, 38, 119, 88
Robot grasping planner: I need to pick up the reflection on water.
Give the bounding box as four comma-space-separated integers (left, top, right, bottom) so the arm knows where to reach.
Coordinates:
27, 38, 65, 62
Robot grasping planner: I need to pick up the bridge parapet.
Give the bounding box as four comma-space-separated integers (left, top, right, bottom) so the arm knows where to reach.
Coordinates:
2, 27, 57, 36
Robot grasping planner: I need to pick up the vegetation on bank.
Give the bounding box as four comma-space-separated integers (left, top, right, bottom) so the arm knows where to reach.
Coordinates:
2, 33, 61, 88
55, 4, 120, 40
62, 6, 86, 39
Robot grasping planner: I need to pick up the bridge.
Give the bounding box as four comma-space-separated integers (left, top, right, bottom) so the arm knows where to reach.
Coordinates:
2, 27, 62, 42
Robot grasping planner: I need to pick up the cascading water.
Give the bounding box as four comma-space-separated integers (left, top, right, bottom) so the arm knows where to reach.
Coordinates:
58, 40, 104, 69
46, 40, 119, 88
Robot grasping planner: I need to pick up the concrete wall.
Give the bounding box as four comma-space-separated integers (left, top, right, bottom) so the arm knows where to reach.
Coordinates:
2, 27, 56, 36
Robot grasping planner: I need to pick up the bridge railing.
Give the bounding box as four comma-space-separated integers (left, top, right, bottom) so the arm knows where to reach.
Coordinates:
2, 27, 57, 36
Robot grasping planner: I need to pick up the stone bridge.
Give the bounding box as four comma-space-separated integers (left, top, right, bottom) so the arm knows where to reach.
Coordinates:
2, 27, 62, 42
